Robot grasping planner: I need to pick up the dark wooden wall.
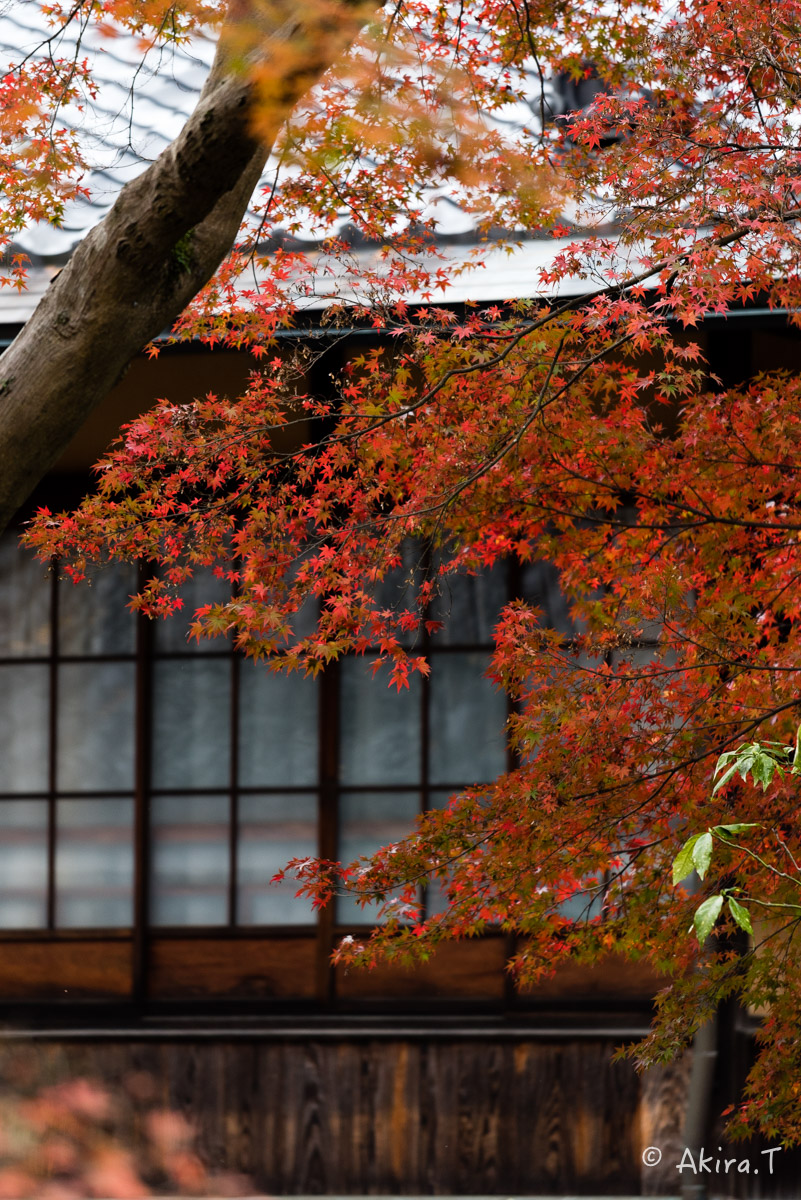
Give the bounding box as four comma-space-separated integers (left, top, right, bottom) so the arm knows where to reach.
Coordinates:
0, 1036, 691, 1195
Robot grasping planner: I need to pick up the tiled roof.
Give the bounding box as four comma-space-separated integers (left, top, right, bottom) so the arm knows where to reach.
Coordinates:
0, 4, 581, 321
0, 4, 218, 262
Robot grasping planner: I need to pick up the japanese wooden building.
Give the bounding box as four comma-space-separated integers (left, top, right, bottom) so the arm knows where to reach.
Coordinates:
1, 7, 801, 1197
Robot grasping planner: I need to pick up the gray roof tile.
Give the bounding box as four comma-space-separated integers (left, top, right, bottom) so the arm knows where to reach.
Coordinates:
2, 3, 571, 312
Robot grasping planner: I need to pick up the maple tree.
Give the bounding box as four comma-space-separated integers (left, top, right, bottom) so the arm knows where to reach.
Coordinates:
10, 0, 801, 1146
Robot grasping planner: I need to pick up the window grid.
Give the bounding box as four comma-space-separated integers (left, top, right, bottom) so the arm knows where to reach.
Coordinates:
333, 557, 513, 928
0, 548, 515, 946
46, 565, 57, 930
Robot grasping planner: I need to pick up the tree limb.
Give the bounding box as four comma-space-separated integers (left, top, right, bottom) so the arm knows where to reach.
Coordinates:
0, 0, 369, 532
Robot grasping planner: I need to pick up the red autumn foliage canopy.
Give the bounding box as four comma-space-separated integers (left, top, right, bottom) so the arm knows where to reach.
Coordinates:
16, 0, 801, 1142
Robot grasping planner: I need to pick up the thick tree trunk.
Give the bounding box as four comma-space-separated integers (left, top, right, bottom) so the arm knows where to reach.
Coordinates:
0, 0, 367, 532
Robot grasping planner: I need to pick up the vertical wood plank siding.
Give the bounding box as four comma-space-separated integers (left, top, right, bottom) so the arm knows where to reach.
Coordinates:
0, 1037, 687, 1195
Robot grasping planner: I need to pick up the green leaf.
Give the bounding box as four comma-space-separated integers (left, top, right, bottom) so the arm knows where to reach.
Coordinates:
792, 724, 801, 775
712, 750, 737, 777
737, 751, 756, 782
672, 834, 700, 886
693, 894, 723, 944
713, 822, 760, 835
712, 740, 791, 793
727, 896, 753, 936
692, 831, 713, 880
750, 750, 778, 790
712, 761, 741, 795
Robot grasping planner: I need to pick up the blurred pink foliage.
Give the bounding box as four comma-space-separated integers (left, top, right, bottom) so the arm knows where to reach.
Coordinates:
0, 1056, 253, 1199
